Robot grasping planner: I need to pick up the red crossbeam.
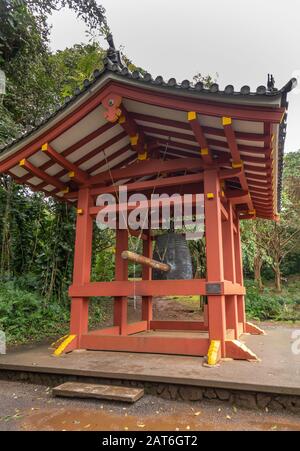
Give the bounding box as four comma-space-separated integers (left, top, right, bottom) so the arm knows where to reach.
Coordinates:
19, 159, 66, 192
41, 143, 88, 184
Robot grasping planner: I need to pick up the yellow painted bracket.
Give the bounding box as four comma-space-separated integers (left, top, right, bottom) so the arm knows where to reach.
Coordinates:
187, 111, 197, 121
77, 208, 84, 215
19, 159, 26, 167
41, 143, 48, 152
68, 171, 75, 178
200, 148, 209, 156
206, 192, 214, 199
130, 134, 139, 146
222, 116, 232, 126
53, 334, 76, 356
207, 340, 221, 365
118, 115, 126, 125
232, 161, 243, 169
61, 187, 69, 194
138, 151, 148, 161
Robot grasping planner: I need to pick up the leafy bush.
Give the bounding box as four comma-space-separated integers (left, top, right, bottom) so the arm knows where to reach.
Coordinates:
245, 279, 300, 321
0, 280, 111, 344
0, 281, 69, 343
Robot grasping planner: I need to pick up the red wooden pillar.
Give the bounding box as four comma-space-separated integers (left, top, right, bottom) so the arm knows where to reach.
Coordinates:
204, 169, 227, 356
114, 228, 128, 335
222, 201, 239, 339
70, 187, 93, 347
234, 216, 246, 332
142, 229, 153, 329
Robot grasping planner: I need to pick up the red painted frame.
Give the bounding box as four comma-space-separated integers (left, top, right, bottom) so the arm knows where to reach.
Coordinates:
0, 79, 273, 360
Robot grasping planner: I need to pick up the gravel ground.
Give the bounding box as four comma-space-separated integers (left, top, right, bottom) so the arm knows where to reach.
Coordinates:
0, 380, 299, 431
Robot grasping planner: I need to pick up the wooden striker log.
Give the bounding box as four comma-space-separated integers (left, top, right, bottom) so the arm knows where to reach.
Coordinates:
121, 250, 170, 272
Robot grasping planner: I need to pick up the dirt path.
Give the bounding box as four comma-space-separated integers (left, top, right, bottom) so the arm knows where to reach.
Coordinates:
101, 295, 203, 327
0, 380, 299, 431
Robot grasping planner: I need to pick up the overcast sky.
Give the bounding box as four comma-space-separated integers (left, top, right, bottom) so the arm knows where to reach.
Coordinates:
48, 0, 300, 152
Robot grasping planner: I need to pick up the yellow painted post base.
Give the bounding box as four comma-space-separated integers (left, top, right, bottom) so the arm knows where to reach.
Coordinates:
52, 335, 76, 356
205, 340, 221, 366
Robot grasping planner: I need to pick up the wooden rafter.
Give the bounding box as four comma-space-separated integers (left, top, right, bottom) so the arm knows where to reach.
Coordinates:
88, 157, 205, 185
187, 111, 213, 163
19, 158, 67, 193
131, 112, 268, 143
41, 143, 88, 185
17, 122, 117, 187
72, 173, 204, 198
9, 170, 72, 204
88, 144, 132, 175
144, 127, 271, 158
222, 117, 255, 212
117, 105, 149, 158
34, 131, 128, 192
67, 173, 203, 199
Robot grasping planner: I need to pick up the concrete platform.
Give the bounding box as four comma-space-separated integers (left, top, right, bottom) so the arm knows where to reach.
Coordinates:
0, 325, 299, 396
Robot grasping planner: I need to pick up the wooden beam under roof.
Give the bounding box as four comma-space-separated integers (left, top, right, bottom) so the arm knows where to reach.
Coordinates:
222, 116, 254, 212
69, 173, 204, 199
131, 112, 269, 143
88, 157, 205, 185
117, 105, 149, 158
19, 158, 67, 193
41, 143, 88, 185
187, 111, 213, 164
33, 131, 128, 192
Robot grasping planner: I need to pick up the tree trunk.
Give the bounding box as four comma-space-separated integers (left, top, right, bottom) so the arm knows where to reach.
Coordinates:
0, 177, 13, 278
254, 254, 263, 291
273, 262, 282, 292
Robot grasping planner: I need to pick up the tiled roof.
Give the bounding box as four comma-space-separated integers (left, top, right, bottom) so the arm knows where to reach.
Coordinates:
0, 44, 296, 212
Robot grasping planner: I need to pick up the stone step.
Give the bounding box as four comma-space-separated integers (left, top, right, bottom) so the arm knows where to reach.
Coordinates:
52, 382, 144, 403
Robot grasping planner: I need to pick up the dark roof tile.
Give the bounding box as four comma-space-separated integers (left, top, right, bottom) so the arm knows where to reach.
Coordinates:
210, 83, 219, 93
256, 85, 266, 95
240, 85, 250, 95
224, 85, 234, 94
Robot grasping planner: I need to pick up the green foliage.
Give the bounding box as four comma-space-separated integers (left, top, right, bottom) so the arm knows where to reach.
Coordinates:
50, 43, 106, 99
241, 150, 300, 291
0, 280, 70, 343
92, 228, 115, 282
245, 278, 300, 321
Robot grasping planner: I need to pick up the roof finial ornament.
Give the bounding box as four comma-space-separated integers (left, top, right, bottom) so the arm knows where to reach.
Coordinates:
267, 73, 275, 91
106, 33, 124, 68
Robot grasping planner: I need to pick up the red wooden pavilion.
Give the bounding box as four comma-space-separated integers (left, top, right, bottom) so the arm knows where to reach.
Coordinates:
0, 40, 296, 363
